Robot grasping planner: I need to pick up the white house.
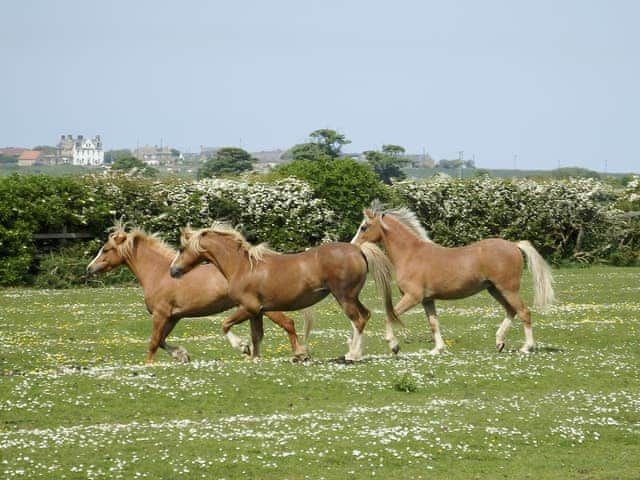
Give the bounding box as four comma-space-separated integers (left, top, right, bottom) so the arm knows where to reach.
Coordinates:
57, 134, 104, 166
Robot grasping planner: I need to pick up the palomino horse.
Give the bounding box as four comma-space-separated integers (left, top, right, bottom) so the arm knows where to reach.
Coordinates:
87, 226, 310, 363
351, 202, 555, 354
169, 224, 400, 361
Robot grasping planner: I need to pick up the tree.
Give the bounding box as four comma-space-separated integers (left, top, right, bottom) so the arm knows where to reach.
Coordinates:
104, 149, 133, 164
437, 158, 475, 170
0, 154, 17, 165
381, 144, 405, 156
364, 144, 410, 185
198, 147, 255, 178
283, 129, 352, 162
272, 157, 388, 240
309, 129, 351, 158
33, 145, 57, 155
288, 142, 332, 162
549, 167, 600, 179
437, 159, 459, 169
111, 156, 158, 177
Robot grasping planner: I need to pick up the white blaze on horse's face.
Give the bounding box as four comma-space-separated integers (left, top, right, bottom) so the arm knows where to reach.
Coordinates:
86, 247, 104, 273
87, 242, 125, 274
351, 220, 368, 245
169, 251, 185, 278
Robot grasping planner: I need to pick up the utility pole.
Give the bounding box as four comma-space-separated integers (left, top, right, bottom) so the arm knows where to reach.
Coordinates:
458, 150, 464, 179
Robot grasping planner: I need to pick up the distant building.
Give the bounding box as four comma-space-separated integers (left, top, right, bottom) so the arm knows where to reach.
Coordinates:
252, 149, 285, 163
406, 153, 435, 168
133, 145, 176, 166
200, 146, 220, 159
57, 134, 104, 166
0, 147, 28, 158
18, 150, 42, 167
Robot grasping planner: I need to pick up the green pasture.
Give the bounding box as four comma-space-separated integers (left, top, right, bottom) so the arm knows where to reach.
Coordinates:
1, 267, 639, 479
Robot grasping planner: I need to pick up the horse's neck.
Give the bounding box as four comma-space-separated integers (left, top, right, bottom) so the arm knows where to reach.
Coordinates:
382, 217, 427, 266
125, 242, 172, 293
209, 242, 248, 281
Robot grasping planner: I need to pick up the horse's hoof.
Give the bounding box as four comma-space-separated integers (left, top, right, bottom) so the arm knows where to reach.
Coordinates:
241, 344, 251, 356
496, 342, 505, 353
330, 355, 353, 365
291, 353, 311, 364
391, 344, 401, 355
172, 347, 190, 363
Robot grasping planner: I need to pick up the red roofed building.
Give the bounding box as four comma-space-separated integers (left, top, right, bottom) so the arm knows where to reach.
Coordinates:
18, 150, 43, 167
0, 147, 28, 157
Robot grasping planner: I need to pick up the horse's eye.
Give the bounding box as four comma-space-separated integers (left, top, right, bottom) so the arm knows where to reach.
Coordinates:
360, 225, 368, 232
178, 247, 185, 253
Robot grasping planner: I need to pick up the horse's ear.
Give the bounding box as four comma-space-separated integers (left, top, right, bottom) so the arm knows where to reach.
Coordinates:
112, 232, 127, 245
364, 208, 375, 219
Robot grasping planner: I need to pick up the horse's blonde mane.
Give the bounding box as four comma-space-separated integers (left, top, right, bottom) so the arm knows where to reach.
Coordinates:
370, 201, 433, 243
109, 222, 176, 261
188, 223, 276, 268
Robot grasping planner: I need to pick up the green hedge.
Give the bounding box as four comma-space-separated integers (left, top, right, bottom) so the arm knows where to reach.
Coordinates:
393, 177, 637, 265
0, 173, 638, 287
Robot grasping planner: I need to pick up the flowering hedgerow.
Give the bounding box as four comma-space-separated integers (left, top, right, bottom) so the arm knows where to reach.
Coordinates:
1, 173, 639, 286
86, 175, 337, 250
393, 177, 626, 263
617, 176, 640, 210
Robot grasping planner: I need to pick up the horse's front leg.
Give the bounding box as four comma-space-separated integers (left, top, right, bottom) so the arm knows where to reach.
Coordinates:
221, 307, 253, 356
422, 299, 446, 355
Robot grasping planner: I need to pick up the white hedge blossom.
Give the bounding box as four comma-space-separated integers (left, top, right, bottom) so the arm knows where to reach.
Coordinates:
87, 176, 337, 250
393, 177, 626, 263
82, 174, 637, 263
619, 176, 640, 207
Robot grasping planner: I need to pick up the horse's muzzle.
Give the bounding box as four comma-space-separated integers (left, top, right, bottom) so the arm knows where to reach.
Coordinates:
86, 265, 99, 276
169, 266, 183, 278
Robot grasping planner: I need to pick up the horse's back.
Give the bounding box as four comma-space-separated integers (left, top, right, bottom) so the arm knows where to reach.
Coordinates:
269, 242, 365, 273
407, 238, 524, 299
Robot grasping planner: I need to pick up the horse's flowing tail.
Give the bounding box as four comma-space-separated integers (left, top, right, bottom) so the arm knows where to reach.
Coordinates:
359, 242, 403, 326
517, 241, 556, 311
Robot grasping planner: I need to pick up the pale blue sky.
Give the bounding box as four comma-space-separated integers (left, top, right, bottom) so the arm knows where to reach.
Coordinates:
1, 0, 638, 172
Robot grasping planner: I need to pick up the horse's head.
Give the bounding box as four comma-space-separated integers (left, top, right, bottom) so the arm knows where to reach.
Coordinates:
351, 208, 385, 246
170, 228, 207, 278
87, 231, 128, 275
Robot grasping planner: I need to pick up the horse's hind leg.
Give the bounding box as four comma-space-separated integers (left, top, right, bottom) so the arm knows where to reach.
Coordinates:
488, 286, 515, 352
422, 299, 446, 354
160, 318, 190, 363
265, 311, 309, 362
249, 314, 264, 360
146, 313, 169, 364
338, 298, 370, 362
489, 286, 534, 353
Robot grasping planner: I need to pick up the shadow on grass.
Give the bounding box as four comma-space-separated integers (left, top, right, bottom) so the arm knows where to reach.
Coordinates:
536, 346, 564, 353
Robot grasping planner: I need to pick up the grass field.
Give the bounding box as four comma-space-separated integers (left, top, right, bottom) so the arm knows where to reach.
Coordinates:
1, 266, 639, 479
